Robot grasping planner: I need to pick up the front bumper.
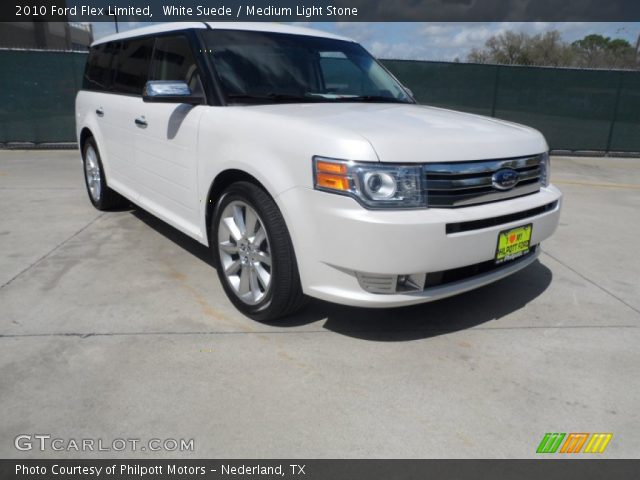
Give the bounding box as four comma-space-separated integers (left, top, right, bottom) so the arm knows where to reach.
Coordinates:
277, 185, 562, 307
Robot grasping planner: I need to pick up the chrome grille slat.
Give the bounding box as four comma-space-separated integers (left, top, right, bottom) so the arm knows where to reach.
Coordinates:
425, 156, 540, 176
428, 182, 540, 207
427, 173, 540, 192
426, 176, 493, 191
424, 155, 542, 208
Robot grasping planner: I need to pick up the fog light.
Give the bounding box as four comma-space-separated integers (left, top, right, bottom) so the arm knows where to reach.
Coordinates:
395, 273, 426, 292
356, 272, 397, 294
356, 271, 426, 294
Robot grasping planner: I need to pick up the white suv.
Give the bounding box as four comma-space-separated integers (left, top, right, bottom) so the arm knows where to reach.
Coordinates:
76, 22, 562, 320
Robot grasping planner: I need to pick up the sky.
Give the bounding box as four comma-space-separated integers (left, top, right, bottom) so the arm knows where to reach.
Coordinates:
92, 22, 640, 61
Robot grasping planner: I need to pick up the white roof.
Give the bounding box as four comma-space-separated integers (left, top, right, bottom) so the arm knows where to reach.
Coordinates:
92, 22, 353, 46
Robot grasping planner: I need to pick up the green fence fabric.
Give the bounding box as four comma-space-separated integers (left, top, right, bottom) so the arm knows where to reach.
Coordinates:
611, 71, 640, 152
384, 60, 499, 117
383, 60, 640, 152
493, 66, 620, 151
0, 50, 86, 144
0, 50, 638, 152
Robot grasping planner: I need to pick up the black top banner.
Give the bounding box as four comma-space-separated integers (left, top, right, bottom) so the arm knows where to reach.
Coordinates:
2, 0, 640, 22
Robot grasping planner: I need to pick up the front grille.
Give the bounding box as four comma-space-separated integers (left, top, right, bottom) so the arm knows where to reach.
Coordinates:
446, 201, 558, 234
424, 246, 538, 289
424, 155, 543, 208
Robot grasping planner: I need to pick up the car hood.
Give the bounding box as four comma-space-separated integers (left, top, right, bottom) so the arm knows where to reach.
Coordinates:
249, 102, 547, 163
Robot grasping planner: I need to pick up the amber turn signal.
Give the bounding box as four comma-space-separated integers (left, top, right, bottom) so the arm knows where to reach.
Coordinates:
316, 173, 350, 191
314, 159, 350, 192
316, 160, 348, 175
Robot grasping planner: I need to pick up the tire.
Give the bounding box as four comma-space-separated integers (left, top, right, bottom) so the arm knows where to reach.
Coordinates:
82, 137, 128, 210
211, 181, 306, 321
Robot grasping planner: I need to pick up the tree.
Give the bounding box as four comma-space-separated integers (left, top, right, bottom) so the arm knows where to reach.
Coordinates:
485, 31, 531, 65
468, 30, 567, 66
527, 31, 573, 67
467, 48, 491, 64
571, 34, 636, 69
467, 30, 638, 69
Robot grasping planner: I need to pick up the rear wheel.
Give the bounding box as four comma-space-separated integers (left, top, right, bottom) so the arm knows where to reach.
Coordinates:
82, 137, 128, 210
211, 181, 306, 321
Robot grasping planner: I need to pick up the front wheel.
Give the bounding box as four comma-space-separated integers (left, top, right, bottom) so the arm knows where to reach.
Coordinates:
211, 182, 306, 321
82, 137, 128, 210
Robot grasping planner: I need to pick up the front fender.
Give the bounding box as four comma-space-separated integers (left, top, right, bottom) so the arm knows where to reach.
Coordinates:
196, 106, 378, 245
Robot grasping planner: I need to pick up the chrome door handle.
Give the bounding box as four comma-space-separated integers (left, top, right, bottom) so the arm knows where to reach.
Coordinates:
96, 107, 104, 117
134, 116, 147, 128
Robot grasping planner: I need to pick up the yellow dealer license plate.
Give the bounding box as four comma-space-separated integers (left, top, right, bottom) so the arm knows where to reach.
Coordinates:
495, 224, 532, 264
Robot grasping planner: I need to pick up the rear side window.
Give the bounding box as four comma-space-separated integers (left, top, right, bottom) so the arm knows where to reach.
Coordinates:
150, 35, 203, 95
112, 37, 154, 95
83, 43, 113, 91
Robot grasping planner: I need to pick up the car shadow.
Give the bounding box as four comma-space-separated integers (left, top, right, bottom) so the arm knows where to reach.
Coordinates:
129, 206, 553, 342
281, 260, 552, 341
130, 207, 214, 267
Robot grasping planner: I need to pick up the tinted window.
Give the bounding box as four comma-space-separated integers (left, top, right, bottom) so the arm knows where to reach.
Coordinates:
83, 43, 114, 91
201, 30, 411, 104
150, 35, 203, 94
319, 54, 375, 94
112, 38, 153, 95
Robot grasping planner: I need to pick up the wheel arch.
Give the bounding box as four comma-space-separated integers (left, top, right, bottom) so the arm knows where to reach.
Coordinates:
205, 169, 268, 242
79, 127, 93, 153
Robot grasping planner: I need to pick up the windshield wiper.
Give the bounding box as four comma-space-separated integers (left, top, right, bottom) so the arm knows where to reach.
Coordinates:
226, 93, 326, 103
226, 93, 412, 105
333, 95, 412, 104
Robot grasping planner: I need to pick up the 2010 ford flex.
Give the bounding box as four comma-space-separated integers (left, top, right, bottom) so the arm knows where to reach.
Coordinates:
76, 22, 562, 320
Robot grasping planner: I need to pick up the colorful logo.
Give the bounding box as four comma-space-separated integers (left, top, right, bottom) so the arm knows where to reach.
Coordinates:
536, 433, 612, 454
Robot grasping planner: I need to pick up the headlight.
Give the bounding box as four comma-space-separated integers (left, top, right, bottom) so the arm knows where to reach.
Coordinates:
539, 152, 550, 187
313, 156, 425, 209
363, 171, 397, 200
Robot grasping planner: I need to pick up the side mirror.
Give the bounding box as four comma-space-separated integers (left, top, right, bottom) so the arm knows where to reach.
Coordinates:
143, 81, 204, 105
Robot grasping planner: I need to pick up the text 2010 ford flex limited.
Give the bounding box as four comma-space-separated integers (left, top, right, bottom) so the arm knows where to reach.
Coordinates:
76, 22, 562, 320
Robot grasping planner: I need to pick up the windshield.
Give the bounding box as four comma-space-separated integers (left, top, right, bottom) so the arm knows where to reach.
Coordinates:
201, 30, 413, 105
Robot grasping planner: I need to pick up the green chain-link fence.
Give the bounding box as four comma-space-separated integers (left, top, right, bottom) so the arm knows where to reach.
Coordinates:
0, 50, 87, 145
1, 50, 639, 152
383, 59, 640, 152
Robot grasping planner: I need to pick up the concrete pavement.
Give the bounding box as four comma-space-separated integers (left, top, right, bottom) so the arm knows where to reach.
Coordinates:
0, 151, 638, 458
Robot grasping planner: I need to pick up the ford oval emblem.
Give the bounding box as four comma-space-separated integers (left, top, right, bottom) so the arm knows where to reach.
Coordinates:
492, 168, 520, 191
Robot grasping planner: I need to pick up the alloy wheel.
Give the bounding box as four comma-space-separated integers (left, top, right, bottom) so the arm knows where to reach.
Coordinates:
217, 200, 273, 305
